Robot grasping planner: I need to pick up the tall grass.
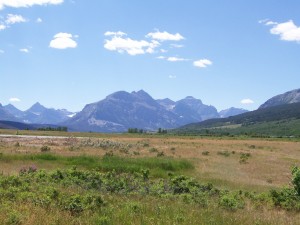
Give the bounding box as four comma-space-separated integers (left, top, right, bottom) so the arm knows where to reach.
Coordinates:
0, 153, 194, 176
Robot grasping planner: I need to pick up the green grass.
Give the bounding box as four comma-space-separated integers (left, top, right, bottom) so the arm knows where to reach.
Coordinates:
0, 153, 194, 177
1, 166, 300, 225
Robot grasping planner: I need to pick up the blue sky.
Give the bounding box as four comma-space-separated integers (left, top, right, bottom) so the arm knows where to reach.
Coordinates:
1, 0, 300, 112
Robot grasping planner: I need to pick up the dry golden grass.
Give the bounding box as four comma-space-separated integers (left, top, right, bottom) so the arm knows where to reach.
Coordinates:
1, 133, 300, 192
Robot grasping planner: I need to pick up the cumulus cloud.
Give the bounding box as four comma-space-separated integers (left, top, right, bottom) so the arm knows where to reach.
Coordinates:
193, 59, 213, 68
0, 0, 63, 10
262, 19, 300, 42
156, 56, 165, 59
49, 32, 77, 49
9, 97, 21, 102
146, 30, 184, 41
5, 14, 27, 24
20, 48, 29, 53
0, 14, 27, 31
241, 99, 254, 104
104, 31, 160, 56
167, 56, 188, 62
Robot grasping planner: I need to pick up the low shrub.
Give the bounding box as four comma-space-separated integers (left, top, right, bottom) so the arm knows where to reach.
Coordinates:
202, 151, 209, 156
40, 145, 51, 152
217, 150, 230, 157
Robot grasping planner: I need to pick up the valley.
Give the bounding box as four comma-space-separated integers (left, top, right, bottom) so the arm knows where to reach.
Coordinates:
1, 130, 300, 224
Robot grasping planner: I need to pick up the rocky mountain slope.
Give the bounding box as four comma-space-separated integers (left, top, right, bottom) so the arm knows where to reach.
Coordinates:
64, 90, 181, 132
259, 88, 300, 109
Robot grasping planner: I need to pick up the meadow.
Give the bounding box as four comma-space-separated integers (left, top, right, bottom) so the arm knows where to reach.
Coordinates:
0, 129, 300, 224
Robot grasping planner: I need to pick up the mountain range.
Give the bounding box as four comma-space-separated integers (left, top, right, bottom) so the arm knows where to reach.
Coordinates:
0, 90, 247, 132
2, 102, 74, 125
63, 90, 233, 132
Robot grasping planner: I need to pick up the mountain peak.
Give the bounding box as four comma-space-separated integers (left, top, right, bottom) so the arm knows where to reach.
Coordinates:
185, 96, 196, 100
135, 89, 147, 94
180, 96, 203, 105
259, 88, 300, 109
5, 104, 19, 110
27, 102, 47, 114
132, 89, 153, 100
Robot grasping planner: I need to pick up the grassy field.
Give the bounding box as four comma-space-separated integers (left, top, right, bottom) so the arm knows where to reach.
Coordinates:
1, 130, 300, 224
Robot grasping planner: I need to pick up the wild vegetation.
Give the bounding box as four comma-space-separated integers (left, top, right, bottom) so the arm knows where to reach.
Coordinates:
0, 130, 300, 224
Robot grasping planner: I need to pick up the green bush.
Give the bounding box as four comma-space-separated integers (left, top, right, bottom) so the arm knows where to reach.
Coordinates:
239, 152, 251, 164
292, 166, 300, 196
217, 150, 230, 157
219, 193, 244, 210
40, 145, 51, 152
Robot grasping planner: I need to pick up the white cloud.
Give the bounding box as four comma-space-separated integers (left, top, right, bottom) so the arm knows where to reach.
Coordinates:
265, 21, 277, 26
0, 24, 6, 30
20, 48, 29, 53
167, 56, 188, 62
241, 99, 254, 104
146, 30, 184, 41
259, 19, 278, 26
0, 49, 4, 53
36, 17, 43, 23
258, 19, 268, 24
193, 59, 212, 68
170, 43, 184, 48
169, 75, 176, 79
104, 31, 126, 37
263, 19, 300, 42
49, 32, 77, 49
9, 97, 21, 102
5, 14, 27, 24
156, 56, 165, 59
270, 20, 300, 42
0, 0, 63, 10
0, 14, 27, 31
104, 31, 160, 56
160, 49, 167, 53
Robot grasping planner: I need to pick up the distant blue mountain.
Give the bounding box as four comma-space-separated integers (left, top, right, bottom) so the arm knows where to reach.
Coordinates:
219, 107, 249, 118
3, 102, 74, 124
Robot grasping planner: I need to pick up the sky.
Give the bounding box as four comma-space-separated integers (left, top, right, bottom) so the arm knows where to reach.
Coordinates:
1, 0, 300, 112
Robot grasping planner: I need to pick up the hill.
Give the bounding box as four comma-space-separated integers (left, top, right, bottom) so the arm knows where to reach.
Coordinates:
175, 102, 300, 137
